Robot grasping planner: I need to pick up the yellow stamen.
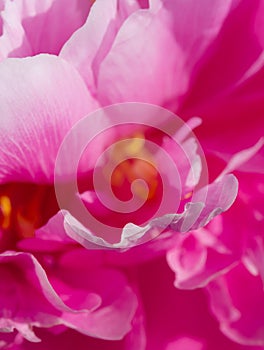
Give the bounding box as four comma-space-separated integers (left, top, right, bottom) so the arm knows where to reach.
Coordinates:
123, 134, 145, 156
0, 195, 12, 229
183, 191, 193, 200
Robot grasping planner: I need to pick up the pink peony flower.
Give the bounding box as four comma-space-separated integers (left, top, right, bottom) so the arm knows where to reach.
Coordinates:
0, 0, 263, 349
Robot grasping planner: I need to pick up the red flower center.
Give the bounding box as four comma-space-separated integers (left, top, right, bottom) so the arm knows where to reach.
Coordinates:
0, 183, 58, 249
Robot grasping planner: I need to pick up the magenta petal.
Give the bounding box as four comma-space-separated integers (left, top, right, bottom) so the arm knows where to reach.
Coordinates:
0, 250, 138, 342
17, 211, 74, 253
0, 54, 97, 184
207, 263, 264, 346
0, 251, 71, 341
180, 2, 264, 154
49, 248, 138, 340
217, 138, 264, 176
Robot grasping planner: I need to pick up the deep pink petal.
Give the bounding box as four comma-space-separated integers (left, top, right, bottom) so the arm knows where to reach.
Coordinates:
47, 248, 138, 340
207, 263, 264, 346
0, 251, 71, 341
179, 1, 264, 154
17, 211, 75, 253
137, 256, 246, 350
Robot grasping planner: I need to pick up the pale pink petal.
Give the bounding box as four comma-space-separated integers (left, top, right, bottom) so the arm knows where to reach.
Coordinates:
0, 0, 92, 59
97, 10, 186, 106
60, 0, 140, 94
96, 0, 233, 107
0, 54, 97, 184
0, 0, 31, 60
167, 221, 239, 289
166, 174, 238, 233
187, 174, 238, 231
17, 0, 92, 55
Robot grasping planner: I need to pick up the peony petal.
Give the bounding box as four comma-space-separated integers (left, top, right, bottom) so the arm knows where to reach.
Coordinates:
137, 256, 243, 350
0, 251, 72, 341
0, 54, 97, 184
0, 250, 138, 342
63, 174, 237, 250
48, 248, 138, 340
0, 0, 32, 60
151, 0, 234, 73
207, 263, 264, 346
96, 0, 233, 107
17, 211, 75, 253
179, 1, 264, 154
97, 9, 186, 106
60, 0, 140, 95
0, 0, 92, 59
217, 138, 264, 176
185, 174, 239, 231
18, 0, 92, 55
167, 221, 238, 290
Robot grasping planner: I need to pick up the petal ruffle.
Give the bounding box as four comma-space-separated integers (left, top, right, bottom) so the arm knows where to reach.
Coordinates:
0, 250, 138, 342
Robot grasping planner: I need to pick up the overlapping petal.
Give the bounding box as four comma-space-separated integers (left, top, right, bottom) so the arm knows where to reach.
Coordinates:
207, 263, 264, 346
0, 0, 92, 59
0, 250, 138, 342
60, 0, 141, 95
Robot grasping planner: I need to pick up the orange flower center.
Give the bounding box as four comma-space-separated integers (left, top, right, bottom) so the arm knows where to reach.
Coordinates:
104, 133, 159, 201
